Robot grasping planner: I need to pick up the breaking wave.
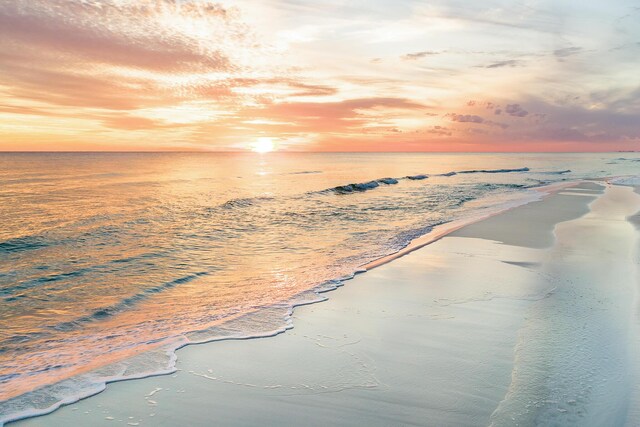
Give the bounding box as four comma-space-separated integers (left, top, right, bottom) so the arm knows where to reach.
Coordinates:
317, 167, 531, 195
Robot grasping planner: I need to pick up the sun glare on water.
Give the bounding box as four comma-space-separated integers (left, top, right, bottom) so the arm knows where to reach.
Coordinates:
252, 137, 275, 153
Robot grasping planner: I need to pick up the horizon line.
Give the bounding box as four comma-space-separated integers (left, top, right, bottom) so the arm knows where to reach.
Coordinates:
1, 150, 638, 154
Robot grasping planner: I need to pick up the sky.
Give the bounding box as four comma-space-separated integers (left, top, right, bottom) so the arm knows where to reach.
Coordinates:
0, 0, 639, 152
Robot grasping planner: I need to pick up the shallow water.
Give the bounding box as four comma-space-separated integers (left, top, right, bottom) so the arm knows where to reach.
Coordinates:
1, 152, 639, 423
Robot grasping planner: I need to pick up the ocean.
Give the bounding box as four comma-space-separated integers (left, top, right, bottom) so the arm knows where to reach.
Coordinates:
1, 152, 639, 423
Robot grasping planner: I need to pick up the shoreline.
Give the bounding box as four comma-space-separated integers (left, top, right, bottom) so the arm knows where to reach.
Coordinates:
362, 180, 578, 270
4, 177, 640, 426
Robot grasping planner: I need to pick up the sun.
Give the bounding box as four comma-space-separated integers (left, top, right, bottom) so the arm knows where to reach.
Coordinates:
251, 137, 275, 153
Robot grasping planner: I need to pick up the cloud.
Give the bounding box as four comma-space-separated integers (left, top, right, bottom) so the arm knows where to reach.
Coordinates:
427, 125, 452, 136
467, 100, 501, 110
553, 47, 582, 58
100, 116, 170, 131
505, 104, 529, 117
448, 113, 484, 123
0, 1, 239, 73
0, 103, 58, 117
447, 113, 508, 129
473, 95, 640, 144
483, 59, 524, 68
526, 99, 640, 142
447, 112, 508, 129
243, 97, 427, 133
589, 86, 640, 115
1, 64, 161, 110
0, 1, 256, 111
401, 51, 440, 61
228, 78, 338, 98
413, 2, 564, 35
484, 120, 509, 130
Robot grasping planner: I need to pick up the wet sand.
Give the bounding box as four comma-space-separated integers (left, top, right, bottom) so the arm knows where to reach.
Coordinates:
10, 182, 640, 427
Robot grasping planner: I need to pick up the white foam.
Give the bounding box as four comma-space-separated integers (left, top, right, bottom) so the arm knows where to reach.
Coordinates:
610, 175, 640, 186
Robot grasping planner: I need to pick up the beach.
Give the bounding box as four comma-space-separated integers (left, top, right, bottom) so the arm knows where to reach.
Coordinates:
8, 179, 640, 426
1, 0, 639, 423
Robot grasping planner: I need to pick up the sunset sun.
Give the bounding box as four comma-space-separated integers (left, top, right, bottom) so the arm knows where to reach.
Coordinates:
251, 137, 275, 153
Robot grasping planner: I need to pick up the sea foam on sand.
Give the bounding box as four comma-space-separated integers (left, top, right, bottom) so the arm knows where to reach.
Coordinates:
11, 181, 640, 427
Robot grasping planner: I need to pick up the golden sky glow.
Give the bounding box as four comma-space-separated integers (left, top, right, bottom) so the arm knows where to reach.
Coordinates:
0, 0, 639, 151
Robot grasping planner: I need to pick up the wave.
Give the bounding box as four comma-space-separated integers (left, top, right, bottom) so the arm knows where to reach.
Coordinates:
608, 158, 640, 164
0, 235, 49, 255
540, 169, 571, 175
333, 181, 380, 193
325, 177, 399, 194
479, 183, 528, 189
318, 167, 530, 195
388, 223, 443, 249
50, 272, 209, 332
220, 196, 275, 209
2, 268, 92, 298
0, 173, 127, 186
378, 177, 399, 184
3, 253, 164, 300
287, 170, 322, 175
610, 176, 640, 186
424, 167, 530, 178
458, 167, 530, 174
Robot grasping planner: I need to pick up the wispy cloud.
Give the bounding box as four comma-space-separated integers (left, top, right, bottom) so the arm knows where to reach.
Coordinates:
401, 51, 441, 61
483, 59, 524, 68
0, 1, 249, 74
553, 47, 583, 58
